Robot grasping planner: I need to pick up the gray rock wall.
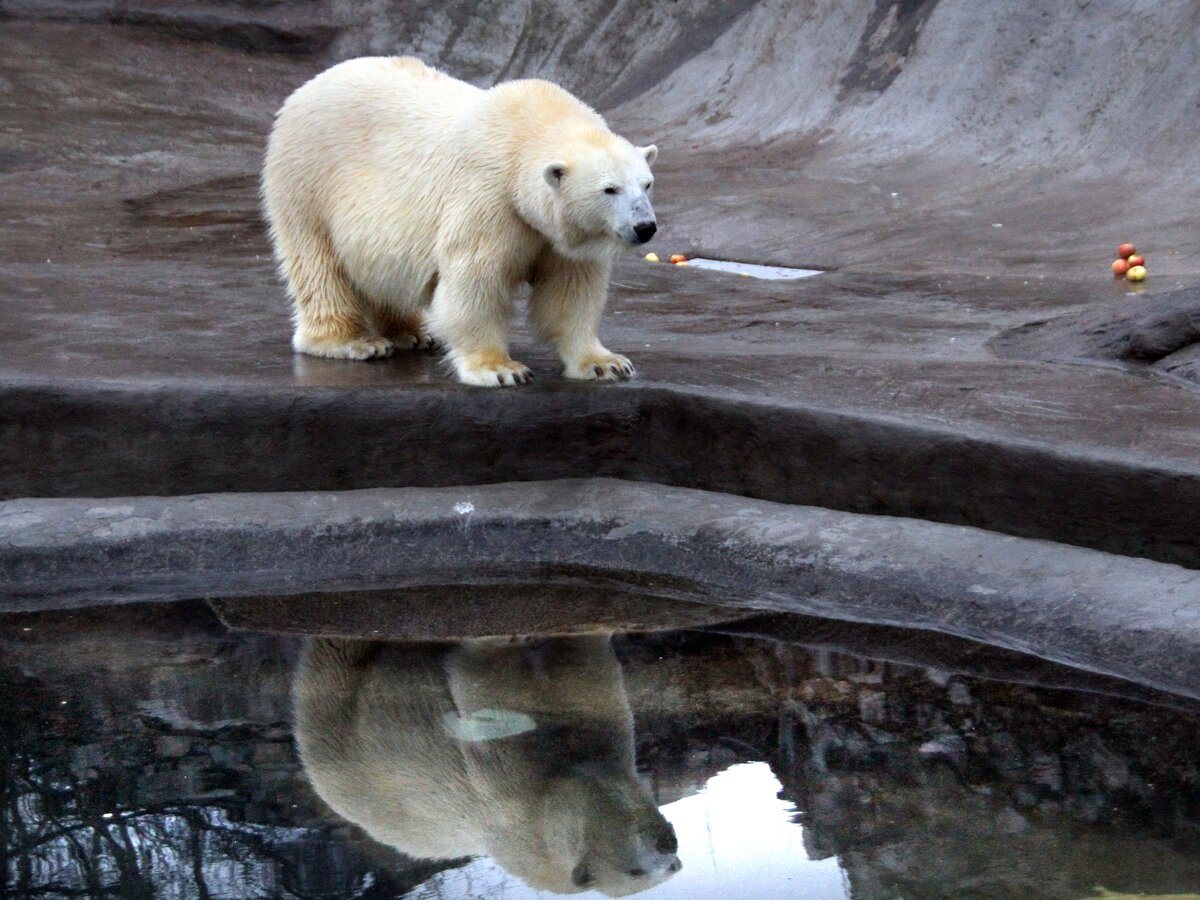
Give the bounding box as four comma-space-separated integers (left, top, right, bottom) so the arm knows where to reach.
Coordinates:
7, 0, 1200, 172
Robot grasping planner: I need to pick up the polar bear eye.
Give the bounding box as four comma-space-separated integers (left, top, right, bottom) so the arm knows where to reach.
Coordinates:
603, 186, 619, 195
644, 181, 653, 191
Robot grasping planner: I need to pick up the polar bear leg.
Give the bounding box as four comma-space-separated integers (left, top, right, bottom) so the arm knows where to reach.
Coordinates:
281, 226, 395, 361
530, 254, 634, 381
427, 261, 532, 387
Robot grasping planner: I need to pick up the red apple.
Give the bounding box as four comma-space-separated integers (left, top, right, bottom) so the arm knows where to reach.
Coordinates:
1112, 259, 1130, 275
1127, 254, 1145, 267
1118, 243, 1136, 259
669, 253, 687, 264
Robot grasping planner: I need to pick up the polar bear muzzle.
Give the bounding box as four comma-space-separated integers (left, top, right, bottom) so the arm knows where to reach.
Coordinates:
633, 221, 657, 244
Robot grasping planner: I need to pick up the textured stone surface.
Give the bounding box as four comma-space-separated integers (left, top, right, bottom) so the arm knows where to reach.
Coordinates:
1, 9, 1199, 571
993, 284, 1200, 371
7, 375, 1200, 566
3, 479, 1199, 699
2, 0, 1200, 697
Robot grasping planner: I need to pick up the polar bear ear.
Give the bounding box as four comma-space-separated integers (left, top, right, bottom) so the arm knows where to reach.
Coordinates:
640, 144, 658, 166
543, 162, 568, 189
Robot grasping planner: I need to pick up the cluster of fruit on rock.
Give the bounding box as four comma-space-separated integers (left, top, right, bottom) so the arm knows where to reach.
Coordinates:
645, 252, 689, 265
1112, 243, 1147, 282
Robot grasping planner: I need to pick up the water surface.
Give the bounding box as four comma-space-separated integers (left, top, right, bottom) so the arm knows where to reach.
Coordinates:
3, 598, 1199, 899
684, 258, 824, 280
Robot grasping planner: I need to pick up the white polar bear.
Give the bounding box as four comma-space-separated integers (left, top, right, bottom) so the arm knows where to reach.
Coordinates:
262, 57, 658, 386
293, 635, 681, 896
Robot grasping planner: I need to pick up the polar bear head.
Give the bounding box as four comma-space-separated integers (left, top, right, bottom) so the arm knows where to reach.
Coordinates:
538, 134, 658, 259
491, 770, 680, 896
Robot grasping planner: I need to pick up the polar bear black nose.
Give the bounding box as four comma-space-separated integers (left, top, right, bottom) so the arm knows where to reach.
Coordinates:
633, 221, 657, 243
655, 832, 677, 854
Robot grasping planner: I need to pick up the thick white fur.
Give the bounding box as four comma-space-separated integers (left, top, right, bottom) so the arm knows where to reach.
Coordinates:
293, 636, 680, 896
262, 57, 658, 386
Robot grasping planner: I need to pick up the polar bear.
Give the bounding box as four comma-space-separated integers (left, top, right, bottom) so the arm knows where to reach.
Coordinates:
262, 57, 658, 386
293, 635, 680, 896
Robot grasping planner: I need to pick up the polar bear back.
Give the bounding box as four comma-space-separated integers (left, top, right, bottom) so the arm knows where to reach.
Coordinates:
266, 56, 482, 194
263, 57, 490, 306
262, 56, 610, 310
293, 638, 486, 859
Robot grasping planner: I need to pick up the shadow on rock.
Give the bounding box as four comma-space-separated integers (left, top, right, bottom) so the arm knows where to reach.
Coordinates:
991, 283, 1200, 387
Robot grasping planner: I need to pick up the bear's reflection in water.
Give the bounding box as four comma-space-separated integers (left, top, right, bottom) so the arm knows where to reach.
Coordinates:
293, 634, 681, 897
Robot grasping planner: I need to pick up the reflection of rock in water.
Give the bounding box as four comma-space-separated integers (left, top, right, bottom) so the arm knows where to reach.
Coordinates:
293, 635, 681, 897
4, 603, 1200, 899
620, 632, 1200, 900
0, 602, 451, 898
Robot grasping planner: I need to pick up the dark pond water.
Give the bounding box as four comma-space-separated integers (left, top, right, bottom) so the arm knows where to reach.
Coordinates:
2, 597, 1200, 899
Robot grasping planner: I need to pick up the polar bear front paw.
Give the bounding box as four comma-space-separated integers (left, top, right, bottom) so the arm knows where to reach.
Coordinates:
565, 352, 635, 381
454, 350, 534, 387
294, 334, 396, 360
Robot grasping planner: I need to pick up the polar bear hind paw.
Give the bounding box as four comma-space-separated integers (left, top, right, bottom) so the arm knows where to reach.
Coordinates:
391, 330, 439, 351
294, 334, 395, 360
565, 352, 635, 381
379, 314, 439, 351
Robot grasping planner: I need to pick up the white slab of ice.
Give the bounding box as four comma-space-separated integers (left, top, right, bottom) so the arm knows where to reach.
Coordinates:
684, 258, 824, 280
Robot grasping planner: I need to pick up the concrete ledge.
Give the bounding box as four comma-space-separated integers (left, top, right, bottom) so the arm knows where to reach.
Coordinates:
4, 379, 1199, 568
3, 478, 1198, 699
